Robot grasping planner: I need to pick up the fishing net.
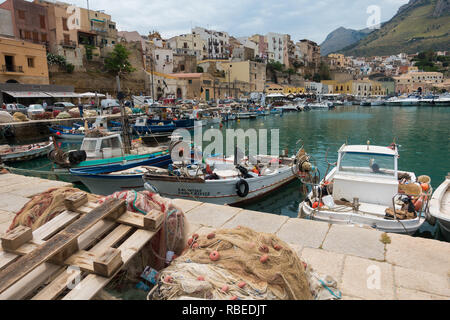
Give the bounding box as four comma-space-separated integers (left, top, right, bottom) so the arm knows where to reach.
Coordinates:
0, 111, 14, 123
12, 112, 29, 122
56, 112, 71, 119
148, 227, 318, 300
8, 187, 97, 231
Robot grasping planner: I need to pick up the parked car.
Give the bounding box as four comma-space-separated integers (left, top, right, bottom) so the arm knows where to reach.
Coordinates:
27, 104, 45, 118
6, 103, 27, 114
52, 102, 76, 112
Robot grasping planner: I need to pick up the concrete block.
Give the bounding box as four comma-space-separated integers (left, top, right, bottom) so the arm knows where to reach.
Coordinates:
322, 224, 385, 261
221, 209, 288, 234
341, 255, 395, 300
184, 203, 241, 228
276, 218, 329, 249
394, 266, 450, 298
395, 287, 450, 300
301, 248, 345, 282
0, 193, 31, 213
386, 233, 450, 276
172, 199, 204, 213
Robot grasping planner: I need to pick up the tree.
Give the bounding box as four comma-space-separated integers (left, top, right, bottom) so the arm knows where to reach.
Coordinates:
104, 44, 136, 76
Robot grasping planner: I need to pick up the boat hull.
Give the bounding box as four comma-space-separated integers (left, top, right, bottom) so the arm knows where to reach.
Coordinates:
300, 201, 425, 234
1, 142, 54, 162
144, 166, 296, 206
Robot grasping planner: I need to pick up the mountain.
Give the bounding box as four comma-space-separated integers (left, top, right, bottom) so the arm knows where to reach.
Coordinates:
340, 0, 450, 56
320, 27, 372, 56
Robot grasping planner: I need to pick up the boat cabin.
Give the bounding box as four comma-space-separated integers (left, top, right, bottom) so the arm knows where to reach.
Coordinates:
92, 116, 109, 130
80, 134, 124, 159
332, 144, 399, 206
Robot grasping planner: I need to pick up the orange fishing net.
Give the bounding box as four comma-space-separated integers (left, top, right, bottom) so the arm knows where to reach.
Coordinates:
149, 226, 313, 300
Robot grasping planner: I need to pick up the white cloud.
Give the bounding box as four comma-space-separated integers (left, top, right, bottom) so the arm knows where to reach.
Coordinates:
68, 0, 409, 43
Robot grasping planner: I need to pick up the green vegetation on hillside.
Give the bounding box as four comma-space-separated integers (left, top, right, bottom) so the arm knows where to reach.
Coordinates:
342, 0, 450, 56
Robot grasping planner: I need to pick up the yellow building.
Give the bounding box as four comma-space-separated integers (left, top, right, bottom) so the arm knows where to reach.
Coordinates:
167, 33, 206, 60
322, 80, 353, 94
0, 37, 49, 84
323, 79, 385, 96
283, 86, 305, 95
265, 83, 284, 94
220, 60, 266, 93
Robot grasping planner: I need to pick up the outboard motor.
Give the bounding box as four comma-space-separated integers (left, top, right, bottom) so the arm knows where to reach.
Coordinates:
68, 150, 87, 165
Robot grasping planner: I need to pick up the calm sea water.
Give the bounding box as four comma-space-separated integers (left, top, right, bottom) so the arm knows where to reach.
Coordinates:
8, 105, 450, 240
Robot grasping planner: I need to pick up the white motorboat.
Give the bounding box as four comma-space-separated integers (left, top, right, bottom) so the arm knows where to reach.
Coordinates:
299, 143, 430, 234
429, 175, 450, 241
143, 149, 311, 206
307, 101, 332, 109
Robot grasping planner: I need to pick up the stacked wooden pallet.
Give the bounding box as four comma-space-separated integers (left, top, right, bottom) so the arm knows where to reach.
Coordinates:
0, 192, 165, 300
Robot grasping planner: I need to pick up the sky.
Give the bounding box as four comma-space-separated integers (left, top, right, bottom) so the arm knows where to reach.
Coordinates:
67, 0, 409, 44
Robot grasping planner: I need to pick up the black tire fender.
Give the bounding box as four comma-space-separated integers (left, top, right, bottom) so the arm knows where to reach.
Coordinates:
236, 179, 249, 198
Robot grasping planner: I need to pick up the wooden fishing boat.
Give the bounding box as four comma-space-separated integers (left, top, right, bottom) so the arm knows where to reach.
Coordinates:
0, 140, 54, 163
429, 175, 450, 241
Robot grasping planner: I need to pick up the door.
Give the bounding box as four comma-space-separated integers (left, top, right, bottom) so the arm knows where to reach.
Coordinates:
205, 89, 210, 101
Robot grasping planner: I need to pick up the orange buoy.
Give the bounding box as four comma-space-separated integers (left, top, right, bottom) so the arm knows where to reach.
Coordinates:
192, 233, 199, 240
164, 275, 173, 283
207, 233, 216, 239
192, 242, 199, 249
210, 250, 220, 261
259, 245, 269, 253
260, 254, 269, 263
187, 238, 194, 246
319, 203, 324, 208
238, 281, 246, 288
273, 244, 282, 251
312, 202, 319, 209
221, 285, 229, 293
197, 276, 205, 281
421, 183, 429, 192
230, 296, 238, 300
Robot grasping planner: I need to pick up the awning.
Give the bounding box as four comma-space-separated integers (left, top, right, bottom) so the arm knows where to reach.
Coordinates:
3, 91, 51, 98
45, 92, 80, 98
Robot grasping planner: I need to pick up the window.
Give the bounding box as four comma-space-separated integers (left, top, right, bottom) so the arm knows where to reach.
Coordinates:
40, 15, 46, 29
18, 10, 25, 20
41, 33, 47, 42
181, 65, 185, 71
19, 29, 23, 39
62, 18, 69, 31
63, 34, 70, 44
156, 55, 159, 60
188, 80, 192, 84
32, 32, 39, 42
27, 57, 34, 68
25, 31, 31, 40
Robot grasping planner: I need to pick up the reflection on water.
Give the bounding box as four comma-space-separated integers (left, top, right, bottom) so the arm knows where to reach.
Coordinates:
7, 106, 450, 240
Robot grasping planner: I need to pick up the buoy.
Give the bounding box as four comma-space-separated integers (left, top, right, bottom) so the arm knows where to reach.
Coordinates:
260, 254, 269, 263
259, 245, 269, 253
319, 203, 324, 208
192, 233, 199, 240
230, 295, 238, 300
197, 276, 205, 281
221, 285, 229, 293
164, 275, 173, 283
421, 183, 429, 192
192, 242, 199, 249
187, 238, 194, 246
56, 131, 61, 136
209, 250, 220, 261
238, 281, 246, 288
312, 202, 319, 209
207, 233, 216, 239
273, 244, 282, 251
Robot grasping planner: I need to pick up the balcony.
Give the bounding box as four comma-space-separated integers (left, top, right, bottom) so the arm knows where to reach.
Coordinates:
60, 40, 77, 48
1, 65, 23, 73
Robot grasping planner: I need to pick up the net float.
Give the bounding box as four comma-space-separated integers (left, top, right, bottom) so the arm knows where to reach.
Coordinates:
207, 233, 216, 239
209, 250, 220, 261
260, 254, 269, 263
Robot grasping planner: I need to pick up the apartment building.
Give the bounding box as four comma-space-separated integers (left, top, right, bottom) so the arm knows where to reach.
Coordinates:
167, 33, 206, 60
192, 27, 230, 59
394, 71, 444, 94
266, 32, 289, 66
0, 36, 49, 84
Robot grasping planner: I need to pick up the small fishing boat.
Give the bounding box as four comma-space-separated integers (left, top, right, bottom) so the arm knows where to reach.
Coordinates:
49, 125, 85, 141
0, 140, 54, 162
429, 175, 450, 241
141, 132, 174, 147
132, 117, 176, 134
299, 143, 430, 234
360, 100, 372, 107
142, 148, 311, 206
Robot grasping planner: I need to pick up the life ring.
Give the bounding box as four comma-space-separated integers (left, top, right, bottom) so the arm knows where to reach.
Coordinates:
236, 179, 249, 198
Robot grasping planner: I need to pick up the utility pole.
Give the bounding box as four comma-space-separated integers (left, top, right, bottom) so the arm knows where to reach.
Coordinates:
117, 73, 131, 154
149, 53, 155, 101
228, 69, 231, 98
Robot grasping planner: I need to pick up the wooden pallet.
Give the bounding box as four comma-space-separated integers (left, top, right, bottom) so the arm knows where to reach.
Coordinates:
0, 192, 166, 300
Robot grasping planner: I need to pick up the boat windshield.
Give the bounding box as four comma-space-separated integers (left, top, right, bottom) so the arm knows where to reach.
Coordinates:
339, 152, 396, 178
81, 139, 97, 152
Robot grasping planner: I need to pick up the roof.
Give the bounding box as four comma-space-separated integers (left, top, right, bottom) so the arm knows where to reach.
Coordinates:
339, 145, 398, 156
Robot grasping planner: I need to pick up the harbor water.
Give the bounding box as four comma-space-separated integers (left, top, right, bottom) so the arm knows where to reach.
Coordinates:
6, 105, 450, 240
